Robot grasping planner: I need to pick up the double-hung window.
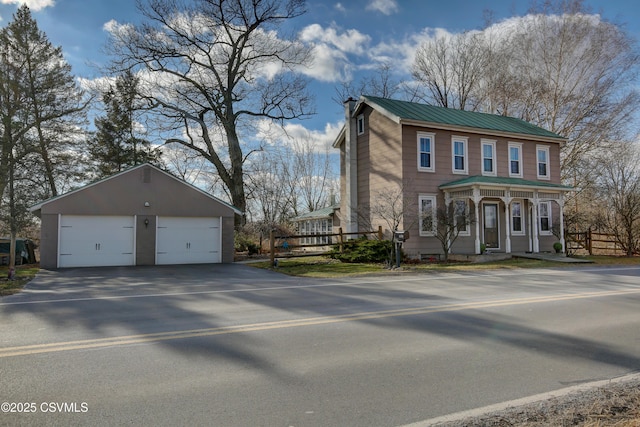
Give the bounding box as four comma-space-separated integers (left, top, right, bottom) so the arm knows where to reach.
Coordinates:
537, 145, 550, 179
511, 201, 524, 235
481, 139, 496, 176
509, 142, 523, 178
452, 136, 468, 174
419, 195, 436, 236
539, 201, 552, 235
417, 132, 435, 172
454, 200, 470, 235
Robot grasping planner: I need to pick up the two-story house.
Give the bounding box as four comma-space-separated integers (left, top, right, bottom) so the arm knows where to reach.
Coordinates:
333, 95, 572, 259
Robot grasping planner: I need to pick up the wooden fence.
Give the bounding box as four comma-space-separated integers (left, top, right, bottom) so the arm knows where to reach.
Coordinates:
269, 226, 383, 266
565, 228, 628, 255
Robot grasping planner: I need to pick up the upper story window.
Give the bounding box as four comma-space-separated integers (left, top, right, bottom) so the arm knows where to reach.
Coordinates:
419, 195, 436, 236
508, 142, 523, 178
357, 114, 365, 135
537, 145, 550, 180
417, 132, 435, 172
452, 136, 468, 174
481, 139, 496, 176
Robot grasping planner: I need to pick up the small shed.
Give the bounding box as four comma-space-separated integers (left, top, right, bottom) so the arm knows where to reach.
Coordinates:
30, 163, 241, 269
292, 204, 340, 248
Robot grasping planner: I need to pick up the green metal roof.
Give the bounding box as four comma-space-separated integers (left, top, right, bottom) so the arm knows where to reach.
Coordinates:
440, 175, 573, 190
292, 204, 340, 221
364, 95, 565, 141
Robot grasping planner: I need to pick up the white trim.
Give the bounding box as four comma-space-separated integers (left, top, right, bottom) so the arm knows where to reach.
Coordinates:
510, 200, 525, 236
133, 215, 138, 265
419, 194, 437, 236
451, 136, 469, 175
538, 201, 553, 235
536, 145, 551, 180
57, 213, 62, 268
481, 139, 497, 177
357, 114, 365, 135
417, 132, 436, 172
508, 142, 523, 178
57, 215, 136, 268
482, 202, 501, 250
454, 199, 470, 236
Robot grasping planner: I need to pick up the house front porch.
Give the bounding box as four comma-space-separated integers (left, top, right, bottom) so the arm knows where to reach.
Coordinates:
440, 176, 573, 255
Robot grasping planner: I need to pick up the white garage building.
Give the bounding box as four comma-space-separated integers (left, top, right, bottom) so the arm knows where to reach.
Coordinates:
30, 164, 240, 269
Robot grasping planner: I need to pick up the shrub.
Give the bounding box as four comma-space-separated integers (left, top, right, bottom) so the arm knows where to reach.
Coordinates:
329, 238, 394, 263
235, 233, 260, 254
553, 241, 563, 253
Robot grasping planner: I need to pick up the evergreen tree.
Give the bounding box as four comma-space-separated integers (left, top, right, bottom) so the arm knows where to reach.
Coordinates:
1, 5, 88, 269
3, 5, 89, 198
90, 70, 161, 177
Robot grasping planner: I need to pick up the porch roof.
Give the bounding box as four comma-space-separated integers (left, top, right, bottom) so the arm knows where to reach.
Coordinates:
291, 204, 340, 222
439, 175, 573, 191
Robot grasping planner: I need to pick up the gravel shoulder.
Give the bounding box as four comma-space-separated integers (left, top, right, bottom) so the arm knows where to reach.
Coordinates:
427, 373, 640, 426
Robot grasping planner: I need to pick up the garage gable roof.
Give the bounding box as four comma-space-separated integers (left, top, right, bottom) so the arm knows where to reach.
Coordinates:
30, 163, 242, 216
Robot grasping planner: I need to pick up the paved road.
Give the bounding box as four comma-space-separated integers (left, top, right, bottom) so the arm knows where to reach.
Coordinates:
1, 264, 639, 426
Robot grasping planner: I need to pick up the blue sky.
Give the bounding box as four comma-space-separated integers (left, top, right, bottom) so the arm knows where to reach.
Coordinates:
1, 0, 640, 145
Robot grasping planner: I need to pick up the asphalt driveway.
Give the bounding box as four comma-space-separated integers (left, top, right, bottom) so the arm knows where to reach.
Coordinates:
9, 263, 302, 301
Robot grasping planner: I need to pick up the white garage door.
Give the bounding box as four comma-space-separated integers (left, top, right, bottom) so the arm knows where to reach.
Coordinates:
59, 215, 135, 268
156, 217, 221, 265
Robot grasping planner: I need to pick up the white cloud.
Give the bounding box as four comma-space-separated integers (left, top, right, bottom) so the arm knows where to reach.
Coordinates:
298, 24, 371, 82
256, 120, 342, 153
102, 19, 135, 38
366, 27, 454, 73
365, 0, 398, 15
300, 24, 370, 55
0, 0, 54, 11
334, 3, 346, 13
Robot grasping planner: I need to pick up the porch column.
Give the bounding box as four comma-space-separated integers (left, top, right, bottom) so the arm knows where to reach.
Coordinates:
473, 187, 481, 254
444, 192, 452, 253
531, 194, 540, 253
558, 194, 566, 253
502, 191, 512, 254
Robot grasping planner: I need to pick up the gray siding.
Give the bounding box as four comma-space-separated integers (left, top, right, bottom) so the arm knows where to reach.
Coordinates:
37, 165, 237, 268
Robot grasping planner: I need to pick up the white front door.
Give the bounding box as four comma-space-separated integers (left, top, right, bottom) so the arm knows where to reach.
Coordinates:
156, 217, 221, 265
58, 215, 135, 268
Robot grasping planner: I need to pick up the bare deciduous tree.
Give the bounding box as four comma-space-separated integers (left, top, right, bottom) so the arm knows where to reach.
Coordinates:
333, 61, 404, 106
593, 143, 640, 256
412, 31, 487, 111
434, 201, 475, 261
106, 0, 315, 226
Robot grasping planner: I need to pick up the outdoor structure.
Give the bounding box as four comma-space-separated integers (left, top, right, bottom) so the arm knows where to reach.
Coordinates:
291, 204, 340, 250
333, 95, 572, 259
30, 163, 241, 268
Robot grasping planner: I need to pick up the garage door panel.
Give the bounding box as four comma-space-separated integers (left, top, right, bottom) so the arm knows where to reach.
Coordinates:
156, 217, 221, 265
59, 215, 135, 268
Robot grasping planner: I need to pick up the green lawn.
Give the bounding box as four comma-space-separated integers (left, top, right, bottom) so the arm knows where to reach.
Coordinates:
0, 265, 40, 296
249, 255, 640, 278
